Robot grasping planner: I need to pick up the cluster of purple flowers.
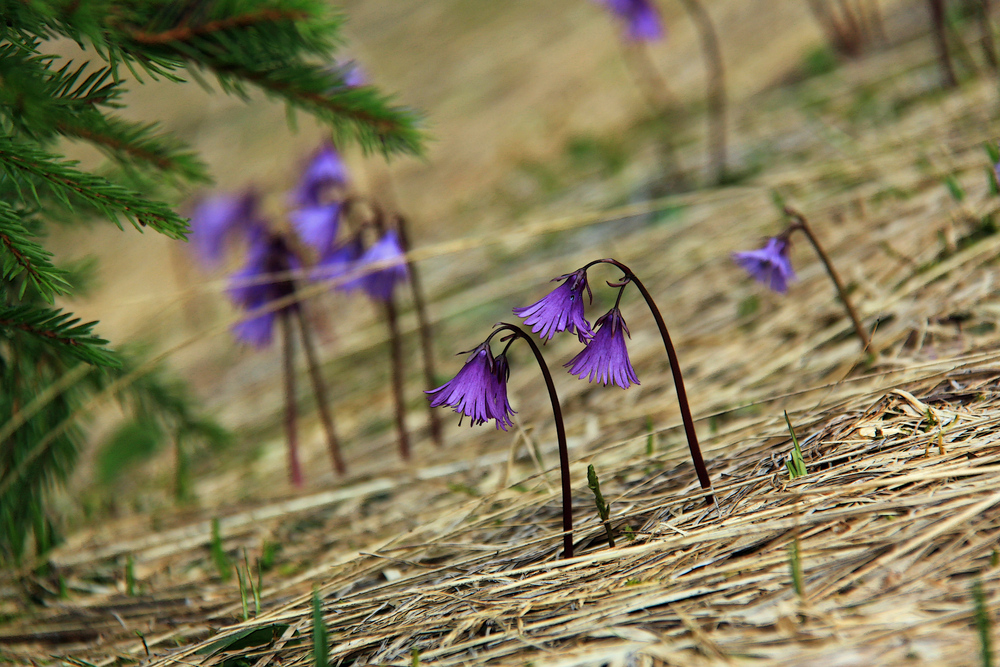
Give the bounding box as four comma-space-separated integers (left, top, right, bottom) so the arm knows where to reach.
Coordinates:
190, 143, 408, 346
427, 264, 642, 430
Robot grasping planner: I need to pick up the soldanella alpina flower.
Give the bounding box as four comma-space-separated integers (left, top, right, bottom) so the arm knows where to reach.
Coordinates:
295, 143, 349, 207
565, 307, 639, 389
426, 343, 508, 428
291, 202, 342, 254
341, 230, 409, 301
513, 269, 594, 343
190, 190, 260, 266
227, 232, 300, 348
732, 237, 795, 294
427, 324, 574, 556
596, 0, 665, 41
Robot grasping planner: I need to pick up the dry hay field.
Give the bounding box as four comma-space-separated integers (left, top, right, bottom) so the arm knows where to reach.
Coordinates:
6, 1, 1000, 665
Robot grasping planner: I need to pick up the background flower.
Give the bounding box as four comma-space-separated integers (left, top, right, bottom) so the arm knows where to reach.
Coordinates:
732, 237, 796, 293
597, 0, 665, 42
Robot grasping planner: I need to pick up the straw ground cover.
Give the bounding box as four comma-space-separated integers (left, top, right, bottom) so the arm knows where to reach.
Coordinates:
6, 3, 1000, 666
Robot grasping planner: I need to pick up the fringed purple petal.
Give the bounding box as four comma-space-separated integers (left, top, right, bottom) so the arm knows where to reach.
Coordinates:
342, 230, 409, 302
232, 311, 276, 348
514, 270, 594, 342
190, 191, 259, 266
490, 354, 516, 431
295, 143, 349, 207
564, 308, 640, 389
426, 345, 501, 426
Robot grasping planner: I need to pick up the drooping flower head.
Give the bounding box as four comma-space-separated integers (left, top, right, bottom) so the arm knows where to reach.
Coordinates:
565, 307, 640, 389
290, 202, 342, 254
426, 343, 510, 428
732, 237, 796, 294
513, 269, 595, 343
334, 59, 367, 88
340, 230, 409, 301
189, 190, 261, 266
491, 353, 516, 430
596, 0, 665, 42
295, 143, 349, 207
227, 232, 301, 348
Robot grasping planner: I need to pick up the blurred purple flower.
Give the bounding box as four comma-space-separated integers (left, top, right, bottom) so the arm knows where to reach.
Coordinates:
565, 307, 640, 389
341, 230, 409, 301
189, 191, 260, 266
597, 0, 665, 41
334, 60, 367, 87
732, 237, 796, 294
314, 237, 364, 284
291, 203, 342, 253
426, 343, 507, 427
491, 353, 516, 430
513, 269, 595, 343
295, 144, 350, 207
228, 233, 301, 347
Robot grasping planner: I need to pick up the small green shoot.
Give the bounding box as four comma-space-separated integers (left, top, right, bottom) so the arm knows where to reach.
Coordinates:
625, 578, 642, 586
312, 587, 328, 667
973, 578, 993, 667
984, 141, 999, 165
624, 526, 636, 541
789, 536, 804, 598
645, 416, 656, 456
411, 647, 420, 667
587, 464, 616, 548
245, 550, 261, 616
945, 174, 966, 202
211, 517, 232, 581
237, 564, 248, 622
125, 554, 135, 596
992, 549, 999, 568
784, 411, 807, 479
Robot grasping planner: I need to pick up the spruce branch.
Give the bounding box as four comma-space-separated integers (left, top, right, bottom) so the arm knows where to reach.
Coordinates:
0, 304, 120, 367
0, 203, 71, 300
0, 134, 190, 238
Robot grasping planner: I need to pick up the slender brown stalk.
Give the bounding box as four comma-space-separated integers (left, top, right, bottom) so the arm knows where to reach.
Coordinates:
294, 305, 345, 476
675, 0, 728, 184
280, 310, 304, 488
929, 0, 959, 88
495, 324, 574, 559
979, 0, 998, 69
585, 259, 712, 502
784, 207, 871, 350
384, 297, 411, 461
622, 43, 685, 188
395, 214, 444, 448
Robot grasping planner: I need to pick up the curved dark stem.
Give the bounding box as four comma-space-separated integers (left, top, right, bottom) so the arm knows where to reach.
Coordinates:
590, 259, 713, 501
783, 207, 872, 351
494, 323, 574, 559
675, 0, 728, 184
294, 304, 346, 476
395, 214, 444, 448
384, 297, 411, 461
280, 309, 304, 488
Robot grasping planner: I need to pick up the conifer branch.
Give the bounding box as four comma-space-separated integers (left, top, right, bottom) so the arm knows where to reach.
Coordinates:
0, 305, 120, 367
0, 135, 190, 238
127, 8, 310, 45
0, 204, 70, 300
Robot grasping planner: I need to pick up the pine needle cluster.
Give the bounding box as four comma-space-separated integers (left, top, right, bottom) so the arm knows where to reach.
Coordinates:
0, 0, 424, 564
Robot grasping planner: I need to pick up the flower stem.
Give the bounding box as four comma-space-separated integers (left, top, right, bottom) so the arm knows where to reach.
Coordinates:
281, 309, 304, 488
783, 206, 871, 351
928, 0, 958, 88
495, 323, 574, 558
395, 214, 444, 448
294, 305, 345, 476
384, 297, 412, 461
675, 0, 728, 184
595, 259, 713, 500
